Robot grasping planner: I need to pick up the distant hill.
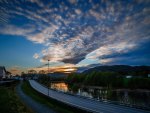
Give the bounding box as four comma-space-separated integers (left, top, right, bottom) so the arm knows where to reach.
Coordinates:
77, 64, 101, 73
83, 65, 150, 76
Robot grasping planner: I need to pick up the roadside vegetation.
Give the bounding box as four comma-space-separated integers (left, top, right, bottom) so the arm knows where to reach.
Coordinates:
65, 72, 150, 89
0, 82, 33, 113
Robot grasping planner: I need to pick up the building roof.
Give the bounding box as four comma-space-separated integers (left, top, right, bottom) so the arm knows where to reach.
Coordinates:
0, 66, 6, 72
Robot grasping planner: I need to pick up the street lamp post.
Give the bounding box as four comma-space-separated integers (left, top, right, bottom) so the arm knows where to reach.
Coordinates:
48, 60, 50, 96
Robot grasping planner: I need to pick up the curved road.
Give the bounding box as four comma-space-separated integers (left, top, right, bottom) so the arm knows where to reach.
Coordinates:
16, 82, 57, 113
29, 80, 150, 113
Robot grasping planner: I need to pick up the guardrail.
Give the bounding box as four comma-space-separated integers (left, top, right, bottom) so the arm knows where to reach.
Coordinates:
29, 80, 149, 113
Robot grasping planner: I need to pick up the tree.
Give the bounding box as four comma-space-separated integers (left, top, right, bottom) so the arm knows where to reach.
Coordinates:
39, 70, 46, 74
28, 70, 37, 74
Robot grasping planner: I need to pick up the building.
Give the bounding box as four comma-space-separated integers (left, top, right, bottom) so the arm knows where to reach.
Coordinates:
148, 74, 150, 78
6, 71, 12, 78
125, 75, 132, 79
0, 66, 7, 79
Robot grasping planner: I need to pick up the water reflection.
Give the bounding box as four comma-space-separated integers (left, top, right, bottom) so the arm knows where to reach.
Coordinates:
50, 82, 150, 109
51, 82, 68, 92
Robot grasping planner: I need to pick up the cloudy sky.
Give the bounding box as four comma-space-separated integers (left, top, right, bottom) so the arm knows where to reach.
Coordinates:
0, 0, 150, 74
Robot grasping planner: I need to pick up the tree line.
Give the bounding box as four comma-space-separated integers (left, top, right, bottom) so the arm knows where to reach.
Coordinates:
66, 72, 150, 89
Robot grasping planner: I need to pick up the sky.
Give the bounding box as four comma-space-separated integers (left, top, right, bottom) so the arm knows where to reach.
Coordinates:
0, 0, 150, 74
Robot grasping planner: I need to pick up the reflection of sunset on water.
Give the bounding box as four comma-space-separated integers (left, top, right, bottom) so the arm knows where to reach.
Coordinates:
51, 82, 68, 92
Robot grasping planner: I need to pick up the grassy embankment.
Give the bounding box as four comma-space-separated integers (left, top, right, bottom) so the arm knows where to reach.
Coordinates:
21, 81, 87, 113
0, 81, 33, 113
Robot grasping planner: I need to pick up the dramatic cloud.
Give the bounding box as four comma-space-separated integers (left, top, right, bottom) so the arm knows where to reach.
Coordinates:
0, 0, 150, 68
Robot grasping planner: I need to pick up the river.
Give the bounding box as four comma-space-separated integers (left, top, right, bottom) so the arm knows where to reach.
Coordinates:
50, 82, 150, 110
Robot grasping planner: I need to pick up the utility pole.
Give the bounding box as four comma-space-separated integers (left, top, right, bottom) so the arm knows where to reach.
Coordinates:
48, 59, 50, 96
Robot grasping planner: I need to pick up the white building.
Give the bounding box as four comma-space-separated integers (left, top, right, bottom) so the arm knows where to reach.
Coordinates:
148, 74, 150, 78
0, 66, 7, 79
125, 75, 132, 78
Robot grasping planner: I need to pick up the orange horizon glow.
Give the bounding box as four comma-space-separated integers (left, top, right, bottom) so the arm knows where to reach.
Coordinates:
28, 64, 77, 74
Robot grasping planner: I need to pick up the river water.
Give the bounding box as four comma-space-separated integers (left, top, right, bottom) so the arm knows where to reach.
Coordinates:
50, 82, 150, 110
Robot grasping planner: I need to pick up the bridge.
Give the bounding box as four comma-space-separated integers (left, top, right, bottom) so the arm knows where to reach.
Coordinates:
29, 80, 149, 113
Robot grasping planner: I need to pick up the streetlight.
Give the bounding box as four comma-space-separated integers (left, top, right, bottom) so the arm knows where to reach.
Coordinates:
48, 59, 50, 96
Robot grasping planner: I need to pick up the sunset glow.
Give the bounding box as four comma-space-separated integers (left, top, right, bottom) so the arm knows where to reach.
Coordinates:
0, 0, 149, 74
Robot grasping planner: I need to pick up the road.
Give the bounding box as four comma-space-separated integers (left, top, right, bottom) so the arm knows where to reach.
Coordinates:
29, 80, 150, 113
16, 82, 57, 113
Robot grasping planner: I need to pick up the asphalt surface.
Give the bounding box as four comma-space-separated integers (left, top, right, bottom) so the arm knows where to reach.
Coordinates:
29, 80, 150, 113
16, 82, 57, 113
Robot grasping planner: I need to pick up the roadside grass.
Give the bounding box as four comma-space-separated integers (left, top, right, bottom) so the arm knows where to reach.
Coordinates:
21, 81, 85, 113
0, 83, 33, 113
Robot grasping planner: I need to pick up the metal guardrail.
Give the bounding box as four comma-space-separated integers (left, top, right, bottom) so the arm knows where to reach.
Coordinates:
35, 80, 150, 111
29, 80, 150, 113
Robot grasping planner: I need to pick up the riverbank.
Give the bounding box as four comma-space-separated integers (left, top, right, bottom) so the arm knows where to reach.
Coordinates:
78, 85, 150, 92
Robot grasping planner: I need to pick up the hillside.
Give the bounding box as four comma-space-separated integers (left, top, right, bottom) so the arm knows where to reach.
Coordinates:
83, 65, 150, 76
